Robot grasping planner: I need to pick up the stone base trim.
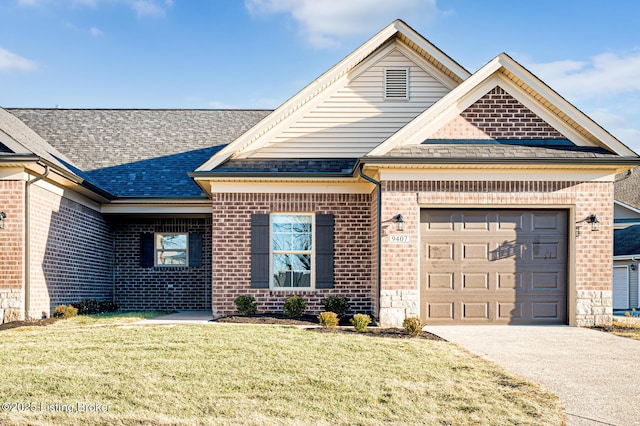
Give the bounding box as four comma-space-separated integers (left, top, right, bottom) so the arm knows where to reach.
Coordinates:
576, 290, 612, 327
379, 289, 419, 327
0, 289, 23, 324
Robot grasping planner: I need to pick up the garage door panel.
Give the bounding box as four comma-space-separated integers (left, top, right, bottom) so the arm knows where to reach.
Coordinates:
421, 209, 567, 325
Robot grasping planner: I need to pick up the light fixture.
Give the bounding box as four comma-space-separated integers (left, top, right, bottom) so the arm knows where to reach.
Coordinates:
0, 212, 5, 229
587, 214, 600, 232
392, 214, 404, 232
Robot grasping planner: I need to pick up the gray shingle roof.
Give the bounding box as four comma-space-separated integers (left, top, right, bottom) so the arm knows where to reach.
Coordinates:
212, 159, 357, 174
386, 143, 619, 158
0, 107, 80, 173
9, 109, 271, 197
615, 225, 640, 256
615, 166, 640, 209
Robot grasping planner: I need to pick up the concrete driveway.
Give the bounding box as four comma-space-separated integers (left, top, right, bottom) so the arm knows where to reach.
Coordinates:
424, 325, 640, 426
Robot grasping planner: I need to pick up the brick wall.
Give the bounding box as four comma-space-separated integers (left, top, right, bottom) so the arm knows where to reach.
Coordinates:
431, 86, 565, 140
211, 193, 373, 316
0, 180, 25, 322
113, 218, 212, 310
379, 179, 613, 326
29, 185, 113, 318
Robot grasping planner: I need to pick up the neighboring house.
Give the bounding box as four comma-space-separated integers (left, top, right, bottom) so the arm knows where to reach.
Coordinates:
613, 167, 640, 310
1, 20, 638, 327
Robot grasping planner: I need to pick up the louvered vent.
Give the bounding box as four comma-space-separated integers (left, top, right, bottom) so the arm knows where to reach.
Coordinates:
385, 68, 409, 99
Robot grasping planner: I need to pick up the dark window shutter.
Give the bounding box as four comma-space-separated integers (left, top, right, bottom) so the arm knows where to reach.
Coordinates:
251, 214, 270, 288
315, 214, 335, 289
189, 232, 203, 267
140, 233, 154, 268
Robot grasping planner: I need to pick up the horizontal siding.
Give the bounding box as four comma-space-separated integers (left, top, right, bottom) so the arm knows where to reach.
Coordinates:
632, 266, 639, 308
250, 46, 451, 158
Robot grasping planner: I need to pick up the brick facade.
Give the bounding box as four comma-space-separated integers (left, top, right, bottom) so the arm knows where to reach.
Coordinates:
0, 180, 25, 322
431, 86, 565, 140
113, 217, 212, 310
211, 192, 374, 316
29, 185, 113, 318
379, 179, 613, 327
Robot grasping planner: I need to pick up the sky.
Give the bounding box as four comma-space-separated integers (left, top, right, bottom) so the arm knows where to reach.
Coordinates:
1, 0, 640, 152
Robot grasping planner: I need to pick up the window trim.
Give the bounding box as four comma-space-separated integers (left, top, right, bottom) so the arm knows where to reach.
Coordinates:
269, 213, 315, 290
155, 232, 189, 267
384, 67, 410, 101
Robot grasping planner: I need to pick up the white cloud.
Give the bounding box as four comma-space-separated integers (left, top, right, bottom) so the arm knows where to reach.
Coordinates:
130, 0, 166, 17
90, 26, 104, 37
0, 47, 37, 72
245, 0, 439, 48
524, 50, 640, 102
18, 0, 173, 18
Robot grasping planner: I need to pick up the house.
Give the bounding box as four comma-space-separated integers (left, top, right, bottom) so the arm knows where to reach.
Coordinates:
613, 167, 640, 310
1, 20, 638, 327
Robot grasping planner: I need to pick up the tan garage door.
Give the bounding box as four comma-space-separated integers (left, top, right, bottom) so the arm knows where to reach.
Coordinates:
420, 209, 567, 324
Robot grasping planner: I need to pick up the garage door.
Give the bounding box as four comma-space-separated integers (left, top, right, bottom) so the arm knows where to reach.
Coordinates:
420, 209, 567, 324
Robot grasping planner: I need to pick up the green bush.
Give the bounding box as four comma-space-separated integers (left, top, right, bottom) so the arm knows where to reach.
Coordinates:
350, 313, 371, 332
52, 304, 78, 319
234, 295, 258, 315
318, 311, 339, 329
403, 316, 424, 336
320, 296, 350, 318
283, 296, 307, 318
75, 299, 118, 315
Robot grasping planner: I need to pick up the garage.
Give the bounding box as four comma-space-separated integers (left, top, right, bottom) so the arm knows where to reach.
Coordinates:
420, 209, 568, 324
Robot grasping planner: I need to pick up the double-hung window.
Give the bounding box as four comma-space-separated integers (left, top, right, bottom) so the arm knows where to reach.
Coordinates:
271, 214, 313, 289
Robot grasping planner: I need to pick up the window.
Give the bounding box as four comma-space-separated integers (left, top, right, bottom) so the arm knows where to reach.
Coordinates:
271, 214, 313, 289
156, 233, 188, 266
385, 68, 409, 99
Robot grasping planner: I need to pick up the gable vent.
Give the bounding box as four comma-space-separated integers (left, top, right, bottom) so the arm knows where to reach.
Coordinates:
385, 68, 409, 99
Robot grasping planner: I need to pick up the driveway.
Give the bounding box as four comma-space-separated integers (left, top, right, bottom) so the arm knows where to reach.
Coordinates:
424, 325, 640, 426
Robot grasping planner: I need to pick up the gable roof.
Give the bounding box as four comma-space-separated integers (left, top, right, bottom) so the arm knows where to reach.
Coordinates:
367, 54, 638, 158
10, 109, 270, 197
195, 19, 471, 172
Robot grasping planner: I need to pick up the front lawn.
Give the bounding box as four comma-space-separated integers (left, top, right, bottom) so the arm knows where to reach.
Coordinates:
0, 316, 563, 425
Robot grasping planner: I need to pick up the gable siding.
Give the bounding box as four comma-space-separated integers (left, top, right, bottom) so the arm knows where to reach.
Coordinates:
251, 48, 451, 158
431, 86, 566, 140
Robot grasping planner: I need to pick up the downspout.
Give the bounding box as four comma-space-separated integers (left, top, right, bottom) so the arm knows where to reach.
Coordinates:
358, 163, 381, 321
24, 164, 49, 319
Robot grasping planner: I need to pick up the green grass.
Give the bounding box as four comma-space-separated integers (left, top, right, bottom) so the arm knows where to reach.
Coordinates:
0, 319, 564, 425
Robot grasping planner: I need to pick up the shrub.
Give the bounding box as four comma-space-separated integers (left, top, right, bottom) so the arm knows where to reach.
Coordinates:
52, 304, 78, 319
75, 299, 118, 315
283, 296, 307, 318
318, 311, 339, 329
350, 313, 371, 332
320, 296, 350, 318
234, 295, 258, 315
403, 316, 424, 336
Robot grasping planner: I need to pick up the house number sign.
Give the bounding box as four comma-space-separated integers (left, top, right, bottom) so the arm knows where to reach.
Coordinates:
389, 234, 411, 244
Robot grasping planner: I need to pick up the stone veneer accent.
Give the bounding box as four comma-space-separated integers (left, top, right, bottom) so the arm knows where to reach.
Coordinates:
379, 180, 613, 327
0, 180, 25, 323
113, 217, 212, 311
29, 185, 113, 318
210, 192, 374, 316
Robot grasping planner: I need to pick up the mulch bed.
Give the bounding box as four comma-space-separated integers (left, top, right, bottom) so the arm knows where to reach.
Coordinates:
0, 318, 58, 331
213, 314, 443, 340
310, 327, 443, 340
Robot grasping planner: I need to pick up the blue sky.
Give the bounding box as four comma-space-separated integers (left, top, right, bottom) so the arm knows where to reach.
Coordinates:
1, 0, 640, 152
